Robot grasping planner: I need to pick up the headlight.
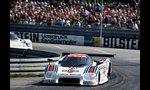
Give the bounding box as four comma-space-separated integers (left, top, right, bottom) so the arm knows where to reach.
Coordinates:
83, 73, 96, 81
45, 71, 56, 79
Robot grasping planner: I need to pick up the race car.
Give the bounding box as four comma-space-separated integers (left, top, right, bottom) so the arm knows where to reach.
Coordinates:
43, 52, 116, 86
10, 32, 32, 50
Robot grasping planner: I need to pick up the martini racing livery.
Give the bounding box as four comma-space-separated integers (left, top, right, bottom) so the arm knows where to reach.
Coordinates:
43, 52, 116, 86
10, 32, 32, 50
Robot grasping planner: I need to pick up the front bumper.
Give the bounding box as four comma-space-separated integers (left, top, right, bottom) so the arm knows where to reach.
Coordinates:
43, 75, 98, 86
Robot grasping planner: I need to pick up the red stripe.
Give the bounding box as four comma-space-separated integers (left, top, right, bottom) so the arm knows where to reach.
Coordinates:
49, 64, 54, 71
89, 67, 95, 73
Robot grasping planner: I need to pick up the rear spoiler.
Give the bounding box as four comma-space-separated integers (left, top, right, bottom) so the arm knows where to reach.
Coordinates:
62, 52, 116, 58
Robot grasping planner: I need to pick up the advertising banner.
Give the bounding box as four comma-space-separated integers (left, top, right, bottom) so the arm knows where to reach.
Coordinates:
13, 32, 140, 50
13, 32, 84, 45
84, 36, 140, 49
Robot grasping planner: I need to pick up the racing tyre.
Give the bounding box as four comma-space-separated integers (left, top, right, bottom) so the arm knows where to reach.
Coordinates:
97, 71, 100, 85
107, 63, 111, 81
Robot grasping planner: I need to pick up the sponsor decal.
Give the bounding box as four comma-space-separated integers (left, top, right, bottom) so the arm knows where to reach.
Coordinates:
14, 32, 39, 42
12, 45, 22, 46
66, 54, 88, 58
62, 69, 79, 73
100, 60, 105, 63
91, 37, 100, 46
84, 36, 140, 49
13, 32, 84, 45
58, 73, 68, 75
103, 37, 140, 49
70, 74, 81, 76
68, 69, 74, 73
41, 34, 77, 45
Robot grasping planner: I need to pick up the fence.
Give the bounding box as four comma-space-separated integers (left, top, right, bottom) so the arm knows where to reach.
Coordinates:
10, 23, 140, 39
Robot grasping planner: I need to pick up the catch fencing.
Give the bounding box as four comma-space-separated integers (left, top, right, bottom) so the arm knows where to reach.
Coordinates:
10, 23, 140, 39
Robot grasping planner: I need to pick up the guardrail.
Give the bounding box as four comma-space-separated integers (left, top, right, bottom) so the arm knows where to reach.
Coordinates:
10, 57, 60, 75
10, 23, 140, 39
10, 48, 61, 75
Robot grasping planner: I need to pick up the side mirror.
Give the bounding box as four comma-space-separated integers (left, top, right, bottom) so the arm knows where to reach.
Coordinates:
58, 61, 62, 64
47, 59, 53, 64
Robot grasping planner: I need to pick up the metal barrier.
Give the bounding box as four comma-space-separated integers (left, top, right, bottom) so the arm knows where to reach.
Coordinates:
10, 23, 140, 39
10, 48, 61, 75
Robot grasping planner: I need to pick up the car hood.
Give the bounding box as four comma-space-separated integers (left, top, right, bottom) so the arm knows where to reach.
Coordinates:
57, 66, 87, 75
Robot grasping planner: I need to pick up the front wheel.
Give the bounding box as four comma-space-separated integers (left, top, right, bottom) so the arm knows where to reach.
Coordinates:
107, 63, 111, 81
97, 71, 100, 85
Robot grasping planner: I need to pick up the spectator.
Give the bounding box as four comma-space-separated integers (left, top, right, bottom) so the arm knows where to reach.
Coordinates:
132, 22, 139, 30
103, 15, 109, 24
60, 17, 65, 26
116, 16, 121, 28
95, 17, 100, 27
66, 18, 70, 26
111, 16, 117, 26
10, 0, 140, 30
128, 19, 134, 29
34, 14, 39, 24
75, 20, 81, 27
47, 17, 51, 25
32, 18, 36, 25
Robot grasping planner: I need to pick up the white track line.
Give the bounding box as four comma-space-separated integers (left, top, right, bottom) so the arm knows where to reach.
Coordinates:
123, 58, 140, 61
135, 52, 140, 54
55, 46, 65, 50
94, 49, 111, 54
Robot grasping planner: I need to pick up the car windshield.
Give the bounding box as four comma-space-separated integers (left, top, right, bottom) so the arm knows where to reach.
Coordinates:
10, 34, 19, 40
61, 57, 89, 67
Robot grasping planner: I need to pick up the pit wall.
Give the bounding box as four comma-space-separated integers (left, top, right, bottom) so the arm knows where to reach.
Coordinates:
13, 32, 140, 50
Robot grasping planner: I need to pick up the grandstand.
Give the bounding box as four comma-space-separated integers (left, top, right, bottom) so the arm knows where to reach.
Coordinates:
10, 0, 140, 30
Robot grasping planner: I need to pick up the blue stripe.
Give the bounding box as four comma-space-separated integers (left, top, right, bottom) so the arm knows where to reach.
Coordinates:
84, 66, 90, 73
47, 64, 50, 72
53, 64, 56, 72
84, 66, 88, 73
96, 66, 100, 75
55, 65, 58, 73
45, 65, 48, 73
93, 66, 97, 73
86, 66, 91, 73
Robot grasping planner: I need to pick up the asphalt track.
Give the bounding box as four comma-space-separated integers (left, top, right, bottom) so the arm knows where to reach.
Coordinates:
10, 43, 140, 90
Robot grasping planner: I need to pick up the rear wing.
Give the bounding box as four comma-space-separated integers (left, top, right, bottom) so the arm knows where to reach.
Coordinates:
62, 52, 116, 58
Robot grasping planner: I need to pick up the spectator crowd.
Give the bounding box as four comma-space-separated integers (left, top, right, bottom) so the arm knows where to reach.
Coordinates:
10, 0, 140, 30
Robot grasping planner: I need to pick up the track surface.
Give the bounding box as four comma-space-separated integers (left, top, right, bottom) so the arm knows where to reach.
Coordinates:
10, 43, 140, 90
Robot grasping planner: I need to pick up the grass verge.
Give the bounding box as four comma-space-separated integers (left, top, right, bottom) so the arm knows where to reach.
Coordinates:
10, 73, 44, 78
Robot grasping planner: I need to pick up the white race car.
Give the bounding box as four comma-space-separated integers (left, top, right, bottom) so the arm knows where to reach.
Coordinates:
10, 32, 32, 50
43, 52, 115, 86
